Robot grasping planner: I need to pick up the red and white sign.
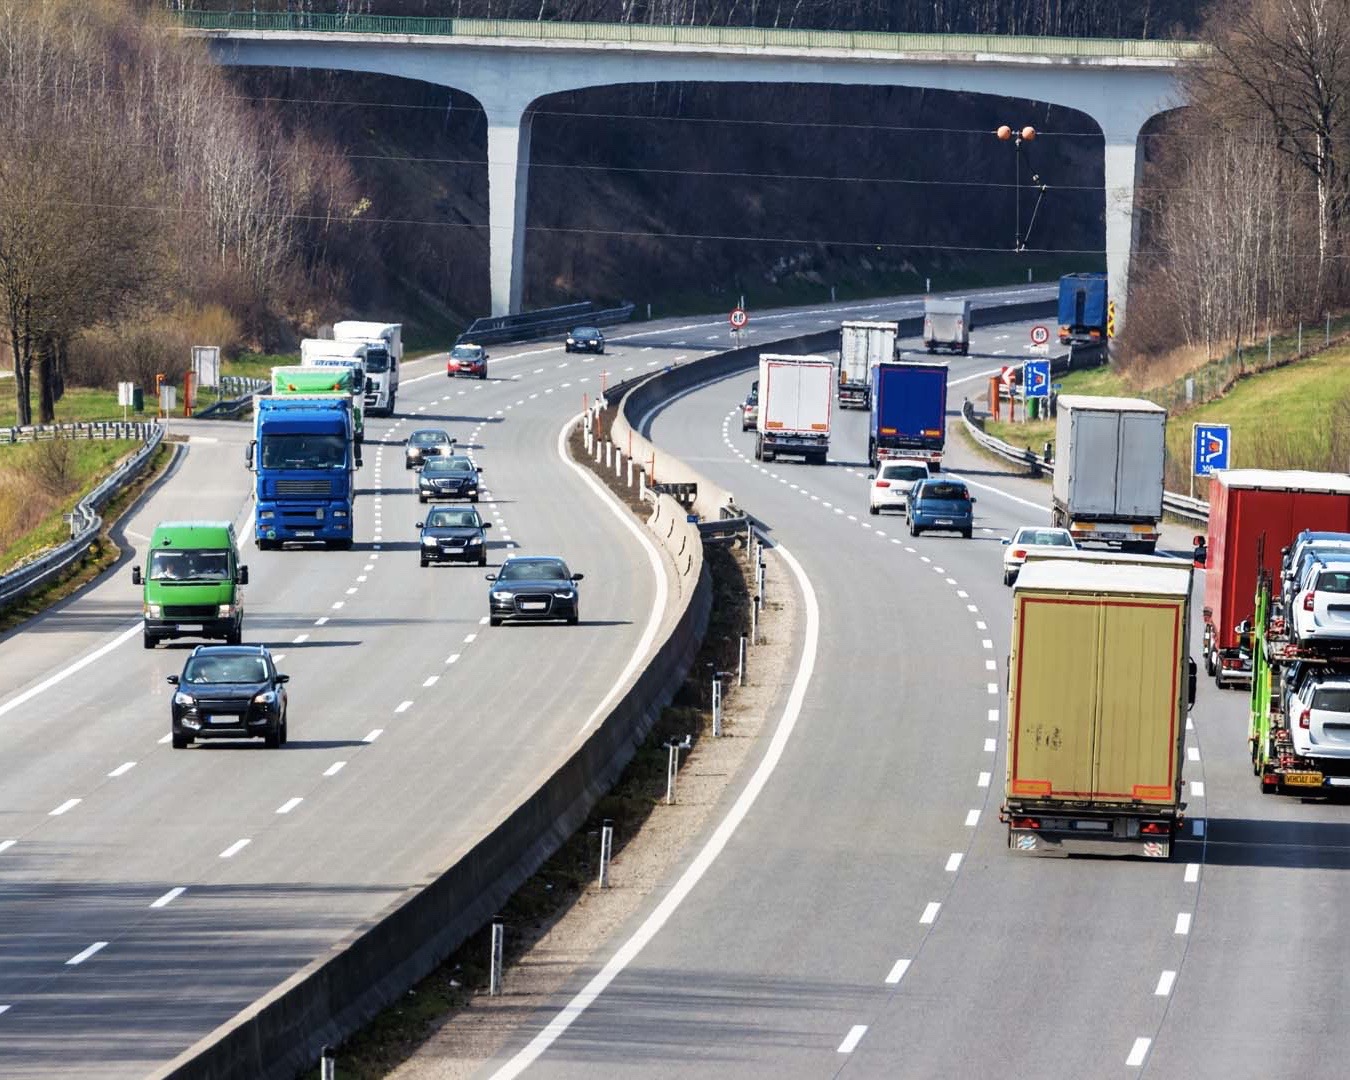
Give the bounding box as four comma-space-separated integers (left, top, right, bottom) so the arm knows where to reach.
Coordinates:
999, 365, 1017, 385
729, 307, 749, 330
1030, 324, 1050, 346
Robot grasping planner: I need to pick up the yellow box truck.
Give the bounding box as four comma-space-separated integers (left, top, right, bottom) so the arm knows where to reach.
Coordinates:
1002, 558, 1196, 858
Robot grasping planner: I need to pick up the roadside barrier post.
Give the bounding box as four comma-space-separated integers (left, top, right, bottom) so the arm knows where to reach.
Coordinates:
758, 560, 765, 602
320, 1046, 335, 1080
598, 819, 613, 888
663, 736, 691, 804
627, 458, 634, 487
712, 677, 722, 737
615, 449, 623, 479
1299, 321, 1303, 355
489, 919, 504, 996
638, 470, 646, 500
751, 595, 759, 645
738, 635, 746, 686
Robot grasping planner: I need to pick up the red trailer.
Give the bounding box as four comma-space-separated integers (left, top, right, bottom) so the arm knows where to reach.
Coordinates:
1203, 470, 1350, 688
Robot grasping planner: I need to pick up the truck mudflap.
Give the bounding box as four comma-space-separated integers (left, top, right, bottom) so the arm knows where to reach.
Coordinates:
1002, 807, 1181, 858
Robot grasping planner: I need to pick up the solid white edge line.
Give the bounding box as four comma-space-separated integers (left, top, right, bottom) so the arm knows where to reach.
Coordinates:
837, 1025, 868, 1054
489, 539, 819, 1080
0, 622, 141, 721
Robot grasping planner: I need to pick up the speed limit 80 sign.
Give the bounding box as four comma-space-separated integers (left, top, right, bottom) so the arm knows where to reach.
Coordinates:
1029, 324, 1050, 346
729, 307, 749, 330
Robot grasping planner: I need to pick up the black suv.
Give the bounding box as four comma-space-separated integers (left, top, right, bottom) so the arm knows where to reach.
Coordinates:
167, 645, 289, 749
487, 556, 583, 626
419, 506, 492, 567
417, 455, 481, 503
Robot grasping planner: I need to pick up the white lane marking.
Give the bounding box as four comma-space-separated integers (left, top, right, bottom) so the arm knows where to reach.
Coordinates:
324, 761, 347, 777
1190, 780, 1205, 797
984, 738, 997, 752
965, 809, 980, 827
957, 590, 969, 599
272, 654, 286, 664
978, 771, 991, 787
345, 587, 357, 596
219, 838, 251, 859
920, 556, 930, 563
150, 887, 186, 909
976, 620, 987, 630
315, 616, 329, 626
357, 575, 368, 583
491, 540, 819, 1080
0, 1004, 9, 1015
423, 676, 439, 688
985, 660, 997, 671
988, 709, 1000, 724
837, 1026, 868, 1054
905, 546, 915, 553
49, 799, 81, 817
1126, 1038, 1151, 1068
479, 616, 489, 625
445, 653, 461, 665
945, 853, 963, 872
1186, 716, 1194, 731
946, 473, 1048, 513
363, 729, 383, 743
158, 733, 172, 744
1188, 746, 1200, 762
463, 633, 477, 644
884, 958, 911, 985
919, 902, 941, 925
967, 604, 979, 613
0, 840, 14, 855
987, 683, 999, 695
293, 634, 309, 644
1184, 863, 1200, 883
395, 700, 413, 714
1155, 970, 1177, 996
945, 577, 957, 585
981, 639, 994, 649
276, 798, 303, 815
1175, 913, 1192, 935
331, 601, 344, 610
107, 761, 136, 778
0, 621, 140, 721
65, 942, 108, 966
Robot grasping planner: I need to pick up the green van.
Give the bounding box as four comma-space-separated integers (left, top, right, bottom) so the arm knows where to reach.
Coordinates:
132, 521, 248, 649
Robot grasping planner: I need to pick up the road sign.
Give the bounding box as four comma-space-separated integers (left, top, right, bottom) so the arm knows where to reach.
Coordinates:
192, 345, 220, 389
729, 307, 749, 330
117, 381, 134, 407
998, 365, 1017, 386
1030, 324, 1050, 346
1023, 359, 1051, 398
1027, 342, 1050, 356
1193, 424, 1231, 476
1107, 299, 1117, 339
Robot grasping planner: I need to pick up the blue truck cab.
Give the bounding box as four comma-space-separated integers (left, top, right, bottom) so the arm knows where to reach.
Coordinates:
1057, 272, 1108, 344
248, 396, 359, 550
869, 361, 949, 472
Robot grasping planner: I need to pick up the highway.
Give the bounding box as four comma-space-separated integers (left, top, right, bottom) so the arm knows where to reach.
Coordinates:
482, 319, 1350, 1079
0, 286, 1046, 1076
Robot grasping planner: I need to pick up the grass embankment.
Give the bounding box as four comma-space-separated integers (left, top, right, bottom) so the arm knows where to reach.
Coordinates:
0, 386, 134, 427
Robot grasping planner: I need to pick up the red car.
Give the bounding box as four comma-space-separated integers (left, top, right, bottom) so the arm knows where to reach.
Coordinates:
447, 343, 488, 379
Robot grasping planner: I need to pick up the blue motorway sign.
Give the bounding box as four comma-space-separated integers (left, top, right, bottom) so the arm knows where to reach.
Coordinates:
1022, 359, 1051, 398
1193, 423, 1231, 476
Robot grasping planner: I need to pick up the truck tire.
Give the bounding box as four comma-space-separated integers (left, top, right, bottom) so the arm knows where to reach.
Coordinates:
226, 626, 242, 646
257, 537, 275, 551
754, 437, 763, 461
1204, 648, 1216, 676
143, 632, 156, 650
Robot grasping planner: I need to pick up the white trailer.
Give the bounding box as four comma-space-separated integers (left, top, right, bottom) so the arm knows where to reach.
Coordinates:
756, 354, 833, 465
838, 321, 897, 409
332, 321, 402, 415
923, 298, 971, 355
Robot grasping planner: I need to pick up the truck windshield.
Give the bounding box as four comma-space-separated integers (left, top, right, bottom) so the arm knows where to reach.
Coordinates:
261, 434, 347, 469
148, 549, 231, 582
364, 348, 390, 374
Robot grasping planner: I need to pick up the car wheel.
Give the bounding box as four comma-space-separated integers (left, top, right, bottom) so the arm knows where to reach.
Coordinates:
478, 552, 488, 567
868, 504, 879, 516
479, 370, 487, 380
1003, 571, 1014, 586
470, 494, 479, 503
420, 557, 429, 567
264, 726, 281, 750
568, 612, 580, 625
909, 521, 920, 536
143, 632, 156, 650
962, 529, 973, 539
171, 730, 191, 749
280, 714, 288, 746
489, 615, 502, 627
418, 494, 426, 504
226, 627, 241, 646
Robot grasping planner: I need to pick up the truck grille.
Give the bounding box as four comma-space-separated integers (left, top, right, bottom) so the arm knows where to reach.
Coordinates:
275, 480, 331, 496
164, 605, 219, 619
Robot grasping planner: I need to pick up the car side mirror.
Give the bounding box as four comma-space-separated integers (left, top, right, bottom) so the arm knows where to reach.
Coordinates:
236, 565, 249, 585
476, 466, 484, 473
355, 453, 363, 469
867, 474, 875, 480
415, 522, 424, 529
970, 497, 977, 503
482, 521, 492, 528
245, 441, 256, 470
132, 566, 142, 585
485, 573, 497, 581
1001, 538, 1010, 546
166, 675, 179, 686
572, 573, 585, 581
276, 674, 290, 685
1187, 657, 1197, 710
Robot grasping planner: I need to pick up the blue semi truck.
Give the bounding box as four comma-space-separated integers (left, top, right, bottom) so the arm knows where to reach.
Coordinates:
247, 396, 359, 550
869, 361, 949, 472
1057, 272, 1108, 345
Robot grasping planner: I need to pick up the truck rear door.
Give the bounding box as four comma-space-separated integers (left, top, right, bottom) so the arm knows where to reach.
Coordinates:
1115, 412, 1165, 517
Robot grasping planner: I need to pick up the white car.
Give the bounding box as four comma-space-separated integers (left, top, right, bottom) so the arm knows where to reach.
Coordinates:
1288, 670, 1350, 760
1292, 560, 1350, 644
868, 461, 929, 515
1001, 526, 1076, 585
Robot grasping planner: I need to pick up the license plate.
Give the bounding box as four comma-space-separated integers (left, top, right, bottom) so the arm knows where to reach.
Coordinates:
521, 601, 547, 611
1284, 772, 1324, 787
206, 715, 235, 726
295, 530, 315, 537
176, 624, 202, 632
442, 543, 463, 550
935, 519, 954, 526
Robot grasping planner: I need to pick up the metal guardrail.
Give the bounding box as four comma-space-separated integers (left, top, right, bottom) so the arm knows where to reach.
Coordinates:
457, 301, 636, 347
220, 375, 268, 397
0, 420, 159, 445
176, 11, 1207, 59
0, 423, 166, 610
958, 400, 1209, 523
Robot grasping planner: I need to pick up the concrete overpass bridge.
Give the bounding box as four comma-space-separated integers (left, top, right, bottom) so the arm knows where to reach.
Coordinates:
183, 13, 1202, 321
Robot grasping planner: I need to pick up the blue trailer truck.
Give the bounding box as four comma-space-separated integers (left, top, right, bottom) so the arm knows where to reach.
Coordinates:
1057, 272, 1108, 345
247, 396, 359, 550
869, 361, 949, 472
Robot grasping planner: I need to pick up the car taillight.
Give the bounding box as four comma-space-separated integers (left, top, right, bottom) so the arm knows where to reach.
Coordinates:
1305, 591, 1317, 611
1013, 549, 1026, 559
1011, 817, 1040, 830
1300, 709, 1311, 729
876, 481, 890, 488
1140, 822, 1170, 835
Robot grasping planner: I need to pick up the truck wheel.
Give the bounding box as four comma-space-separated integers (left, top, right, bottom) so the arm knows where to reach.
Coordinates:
257, 538, 275, 552
143, 632, 156, 650
1204, 648, 1216, 676
330, 539, 353, 551
226, 626, 242, 646
754, 439, 763, 461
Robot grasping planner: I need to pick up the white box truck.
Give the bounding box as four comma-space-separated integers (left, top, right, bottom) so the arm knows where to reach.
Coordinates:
838, 321, 897, 410
333, 321, 402, 416
1051, 395, 1166, 553
923, 298, 971, 355
756, 354, 833, 465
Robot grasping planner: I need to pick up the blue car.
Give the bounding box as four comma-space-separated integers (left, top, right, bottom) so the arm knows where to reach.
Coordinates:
906, 477, 976, 538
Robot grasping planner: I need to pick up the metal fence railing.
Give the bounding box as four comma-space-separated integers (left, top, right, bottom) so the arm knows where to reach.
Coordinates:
175, 11, 1207, 60
457, 301, 636, 347
0, 420, 159, 445
0, 423, 167, 610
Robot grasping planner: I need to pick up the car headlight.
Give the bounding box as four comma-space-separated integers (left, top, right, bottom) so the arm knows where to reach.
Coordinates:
494, 591, 514, 601
466, 537, 482, 546
566, 337, 575, 344
408, 448, 421, 457
217, 604, 234, 618
145, 603, 161, 618
173, 692, 194, 706
253, 690, 277, 705
554, 589, 575, 599
422, 536, 437, 546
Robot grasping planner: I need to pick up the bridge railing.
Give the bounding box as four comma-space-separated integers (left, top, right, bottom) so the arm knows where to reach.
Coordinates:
176, 11, 1207, 59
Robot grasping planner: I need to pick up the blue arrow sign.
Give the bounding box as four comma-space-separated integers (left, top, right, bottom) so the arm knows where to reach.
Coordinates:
1022, 359, 1051, 398
1193, 423, 1231, 476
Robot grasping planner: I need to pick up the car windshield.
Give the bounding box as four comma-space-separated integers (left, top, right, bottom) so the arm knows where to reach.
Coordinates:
1313, 687, 1350, 712
148, 549, 231, 582
1014, 529, 1073, 547
428, 510, 481, 528
1316, 570, 1350, 594
424, 457, 474, 474
183, 655, 269, 684
410, 431, 448, 447
499, 559, 570, 582
921, 483, 968, 501
363, 347, 390, 373
572, 327, 599, 337
451, 345, 481, 359
881, 464, 926, 482
261, 434, 346, 469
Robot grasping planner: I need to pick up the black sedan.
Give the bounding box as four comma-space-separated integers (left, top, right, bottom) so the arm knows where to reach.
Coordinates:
418, 455, 481, 503
405, 428, 455, 470
564, 326, 605, 354
167, 645, 289, 749
487, 556, 583, 626
419, 506, 492, 567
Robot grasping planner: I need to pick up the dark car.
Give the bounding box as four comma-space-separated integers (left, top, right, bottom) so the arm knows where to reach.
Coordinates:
906, 477, 976, 538
418, 455, 481, 503
405, 428, 455, 470
419, 506, 492, 567
564, 326, 605, 354
447, 342, 488, 380
487, 556, 583, 626
167, 645, 289, 749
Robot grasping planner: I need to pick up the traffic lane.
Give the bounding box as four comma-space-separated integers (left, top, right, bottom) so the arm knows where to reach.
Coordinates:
500, 375, 1008, 1077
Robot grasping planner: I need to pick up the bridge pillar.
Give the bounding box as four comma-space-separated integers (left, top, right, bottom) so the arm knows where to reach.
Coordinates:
1102, 121, 1147, 333
486, 103, 534, 316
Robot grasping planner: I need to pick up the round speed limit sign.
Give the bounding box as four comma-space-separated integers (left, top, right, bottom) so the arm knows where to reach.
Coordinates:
729, 307, 749, 330
1030, 324, 1050, 346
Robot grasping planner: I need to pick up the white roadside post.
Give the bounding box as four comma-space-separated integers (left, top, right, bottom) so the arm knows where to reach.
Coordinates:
598, 818, 614, 888
489, 918, 504, 996
320, 1047, 336, 1080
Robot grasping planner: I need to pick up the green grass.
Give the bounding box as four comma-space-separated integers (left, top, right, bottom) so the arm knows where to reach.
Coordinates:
983, 364, 1126, 449
0, 386, 140, 427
